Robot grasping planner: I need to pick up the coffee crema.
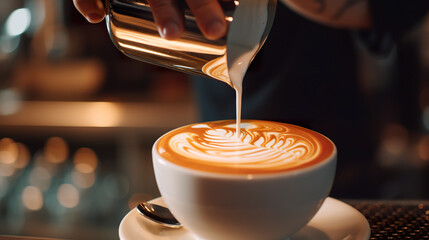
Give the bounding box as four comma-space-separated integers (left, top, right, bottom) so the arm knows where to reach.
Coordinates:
156, 120, 335, 174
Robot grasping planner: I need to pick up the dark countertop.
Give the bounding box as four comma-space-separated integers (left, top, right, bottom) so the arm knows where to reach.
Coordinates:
2, 199, 428, 240
346, 199, 429, 239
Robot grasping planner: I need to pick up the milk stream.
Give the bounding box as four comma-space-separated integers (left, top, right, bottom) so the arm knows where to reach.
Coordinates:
226, 0, 269, 139
229, 47, 258, 140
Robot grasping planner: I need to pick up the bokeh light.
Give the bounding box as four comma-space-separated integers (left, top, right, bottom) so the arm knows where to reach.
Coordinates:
44, 137, 69, 164
57, 184, 80, 208
5, 8, 31, 37
71, 170, 95, 189
417, 135, 429, 161
0, 140, 29, 177
73, 148, 98, 173
0, 35, 20, 56
0, 138, 18, 165
0, 138, 18, 177
381, 123, 409, 156
0, 163, 15, 177
29, 166, 52, 192
33, 151, 58, 174
14, 143, 30, 169
0, 89, 22, 115
22, 186, 44, 211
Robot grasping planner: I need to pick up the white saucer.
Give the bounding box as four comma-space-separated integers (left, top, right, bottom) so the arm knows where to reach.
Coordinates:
119, 197, 370, 240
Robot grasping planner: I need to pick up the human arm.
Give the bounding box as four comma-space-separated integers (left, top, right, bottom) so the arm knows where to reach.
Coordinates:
71, 0, 371, 38
282, 0, 429, 37
73, 0, 429, 42
281, 0, 429, 55
280, 0, 371, 29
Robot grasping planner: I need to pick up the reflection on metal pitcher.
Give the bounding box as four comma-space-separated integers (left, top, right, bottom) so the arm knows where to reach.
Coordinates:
103, 0, 276, 87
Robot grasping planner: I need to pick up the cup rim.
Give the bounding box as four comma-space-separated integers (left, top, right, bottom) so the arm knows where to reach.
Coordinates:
152, 121, 337, 180
153, 143, 336, 180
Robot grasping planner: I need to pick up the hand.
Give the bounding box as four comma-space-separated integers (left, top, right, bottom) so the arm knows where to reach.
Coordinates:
73, 0, 105, 23
147, 0, 228, 40
73, 0, 228, 40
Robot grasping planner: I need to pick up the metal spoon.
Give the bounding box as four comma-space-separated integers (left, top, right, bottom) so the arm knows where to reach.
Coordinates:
137, 202, 182, 228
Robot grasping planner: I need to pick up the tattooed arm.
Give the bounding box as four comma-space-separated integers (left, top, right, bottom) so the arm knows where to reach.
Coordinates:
281, 0, 371, 29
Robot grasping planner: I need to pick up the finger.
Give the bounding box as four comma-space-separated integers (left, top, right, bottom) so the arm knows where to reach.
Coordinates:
185, 0, 227, 40
146, 0, 184, 40
73, 0, 105, 23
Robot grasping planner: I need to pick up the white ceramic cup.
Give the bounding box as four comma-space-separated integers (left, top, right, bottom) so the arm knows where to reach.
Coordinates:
152, 121, 337, 240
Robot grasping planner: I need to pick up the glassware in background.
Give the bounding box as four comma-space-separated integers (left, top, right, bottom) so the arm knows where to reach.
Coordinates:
0, 136, 136, 239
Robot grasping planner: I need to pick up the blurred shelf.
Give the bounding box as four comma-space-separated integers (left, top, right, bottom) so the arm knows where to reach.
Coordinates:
0, 101, 198, 138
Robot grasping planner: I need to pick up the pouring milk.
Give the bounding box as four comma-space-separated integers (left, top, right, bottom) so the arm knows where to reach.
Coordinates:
226, 0, 269, 138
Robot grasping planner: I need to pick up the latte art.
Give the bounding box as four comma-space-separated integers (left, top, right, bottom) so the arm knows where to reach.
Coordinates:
157, 120, 335, 174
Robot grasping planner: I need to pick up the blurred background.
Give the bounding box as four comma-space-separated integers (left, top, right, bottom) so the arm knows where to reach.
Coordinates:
0, 0, 428, 239
0, 0, 196, 239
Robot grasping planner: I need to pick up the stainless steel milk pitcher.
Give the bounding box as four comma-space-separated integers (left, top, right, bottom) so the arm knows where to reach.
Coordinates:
104, 0, 276, 87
